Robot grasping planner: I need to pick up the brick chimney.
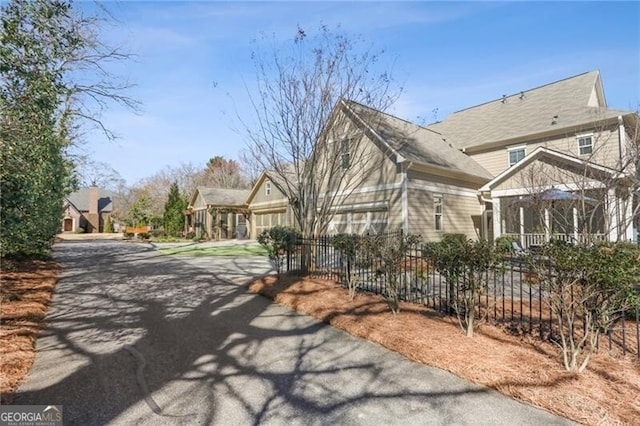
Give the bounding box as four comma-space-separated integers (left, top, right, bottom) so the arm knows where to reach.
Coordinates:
86, 185, 100, 233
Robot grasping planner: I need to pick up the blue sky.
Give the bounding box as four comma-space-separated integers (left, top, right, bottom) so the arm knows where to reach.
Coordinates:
82, 1, 640, 185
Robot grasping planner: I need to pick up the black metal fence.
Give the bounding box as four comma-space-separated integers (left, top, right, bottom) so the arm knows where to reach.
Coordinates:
283, 233, 640, 358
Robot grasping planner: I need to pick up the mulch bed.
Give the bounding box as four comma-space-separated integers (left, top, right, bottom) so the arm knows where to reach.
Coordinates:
0, 259, 59, 403
248, 274, 640, 426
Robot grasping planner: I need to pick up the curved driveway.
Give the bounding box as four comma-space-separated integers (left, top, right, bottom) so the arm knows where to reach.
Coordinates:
15, 240, 571, 425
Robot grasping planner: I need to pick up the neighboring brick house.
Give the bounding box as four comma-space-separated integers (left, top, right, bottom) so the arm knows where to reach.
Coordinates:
62, 186, 116, 233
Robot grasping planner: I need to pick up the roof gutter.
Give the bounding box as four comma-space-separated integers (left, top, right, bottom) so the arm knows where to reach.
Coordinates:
463, 115, 624, 154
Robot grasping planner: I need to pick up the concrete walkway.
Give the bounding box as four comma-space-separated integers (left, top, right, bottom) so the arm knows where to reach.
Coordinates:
15, 240, 572, 425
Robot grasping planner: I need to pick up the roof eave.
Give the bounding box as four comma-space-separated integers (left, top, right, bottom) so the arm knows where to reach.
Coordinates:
464, 112, 631, 154
407, 161, 492, 185
479, 146, 618, 192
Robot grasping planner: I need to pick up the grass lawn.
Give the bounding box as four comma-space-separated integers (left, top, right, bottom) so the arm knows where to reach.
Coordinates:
159, 242, 268, 256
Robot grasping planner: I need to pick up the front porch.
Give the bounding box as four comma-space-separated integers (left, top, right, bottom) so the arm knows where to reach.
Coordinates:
488, 188, 633, 249
478, 147, 637, 248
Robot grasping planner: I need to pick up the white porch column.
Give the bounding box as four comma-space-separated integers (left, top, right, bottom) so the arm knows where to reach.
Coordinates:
572, 207, 579, 243
519, 206, 525, 244
607, 188, 619, 241
481, 201, 488, 240
622, 191, 634, 242
492, 198, 501, 241
544, 208, 550, 242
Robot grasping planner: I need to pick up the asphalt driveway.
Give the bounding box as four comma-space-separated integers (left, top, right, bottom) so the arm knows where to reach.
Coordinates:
14, 240, 572, 425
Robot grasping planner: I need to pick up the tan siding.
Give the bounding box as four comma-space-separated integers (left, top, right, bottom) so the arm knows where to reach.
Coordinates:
193, 192, 206, 208
349, 134, 399, 188
407, 188, 481, 242
317, 119, 399, 196
469, 149, 511, 178
469, 125, 622, 177
388, 189, 404, 232
493, 161, 603, 192
252, 178, 287, 205
407, 169, 483, 191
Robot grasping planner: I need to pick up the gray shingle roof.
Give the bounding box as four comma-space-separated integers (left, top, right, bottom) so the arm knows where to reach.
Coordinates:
426, 71, 634, 149
66, 188, 116, 212
197, 187, 250, 206
346, 101, 493, 181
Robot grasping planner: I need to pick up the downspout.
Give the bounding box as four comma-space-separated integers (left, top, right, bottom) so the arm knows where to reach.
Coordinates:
479, 193, 493, 241
617, 115, 626, 164
400, 159, 411, 233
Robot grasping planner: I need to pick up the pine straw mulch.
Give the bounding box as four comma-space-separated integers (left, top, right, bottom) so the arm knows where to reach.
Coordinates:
0, 259, 59, 403
248, 274, 640, 426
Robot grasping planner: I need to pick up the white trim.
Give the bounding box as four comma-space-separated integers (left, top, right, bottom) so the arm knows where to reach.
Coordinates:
323, 182, 401, 198
622, 192, 634, 241
407, 181, 477, 198
252, 207, 287, 215
249, 200, 289, 209
331, 219, 388, 225
492, 200, 502, 241
327, 200, 389, 213
607, 188, 618, 241
507, 145, 526, 167
618, 116, 627, 162
491, 181, 607, 198
576, 133, 594, 156
434, 194, 443, 232
401, 167, 409, 233
341, 100, 405, 163
322, 179, 478, 200
480, 146, 618, 192
519, 206, 524, 243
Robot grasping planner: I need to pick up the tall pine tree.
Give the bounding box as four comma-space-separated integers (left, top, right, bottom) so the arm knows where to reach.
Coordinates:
163, 182, 187, 237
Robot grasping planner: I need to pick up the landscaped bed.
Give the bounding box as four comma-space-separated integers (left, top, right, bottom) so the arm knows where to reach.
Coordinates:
0, 259, 59, 403
248, 274, 640, 426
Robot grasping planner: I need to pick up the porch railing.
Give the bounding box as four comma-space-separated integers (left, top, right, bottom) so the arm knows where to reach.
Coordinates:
503, 233, 607, 249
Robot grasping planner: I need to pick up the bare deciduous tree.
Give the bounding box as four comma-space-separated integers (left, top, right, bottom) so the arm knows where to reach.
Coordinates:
75, 159, 125, 190
202, 156, 249, 189
241, 25, 400, 237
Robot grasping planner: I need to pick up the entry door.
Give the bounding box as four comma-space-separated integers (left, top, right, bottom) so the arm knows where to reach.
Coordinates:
64, 218, 73, 232
236, 214, 248, 239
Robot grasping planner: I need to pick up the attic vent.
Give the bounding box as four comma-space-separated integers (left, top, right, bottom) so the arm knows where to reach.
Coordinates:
551, 115, 559, 125
501, 95, 507, 104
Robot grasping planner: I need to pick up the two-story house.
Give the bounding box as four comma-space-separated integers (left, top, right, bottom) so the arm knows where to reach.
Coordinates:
428, 70, 638, 246
194, 71, 638, 245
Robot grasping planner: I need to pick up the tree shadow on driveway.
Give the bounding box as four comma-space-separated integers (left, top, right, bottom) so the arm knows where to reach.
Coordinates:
14, 241, 569, 425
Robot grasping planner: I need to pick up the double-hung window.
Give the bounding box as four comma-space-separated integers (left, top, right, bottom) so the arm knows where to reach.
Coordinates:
577, 134, 593, 155
507, 146, 526, 167
434, 195, 443, 231
265, 181, 272, 196
341, 138, 351, 170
